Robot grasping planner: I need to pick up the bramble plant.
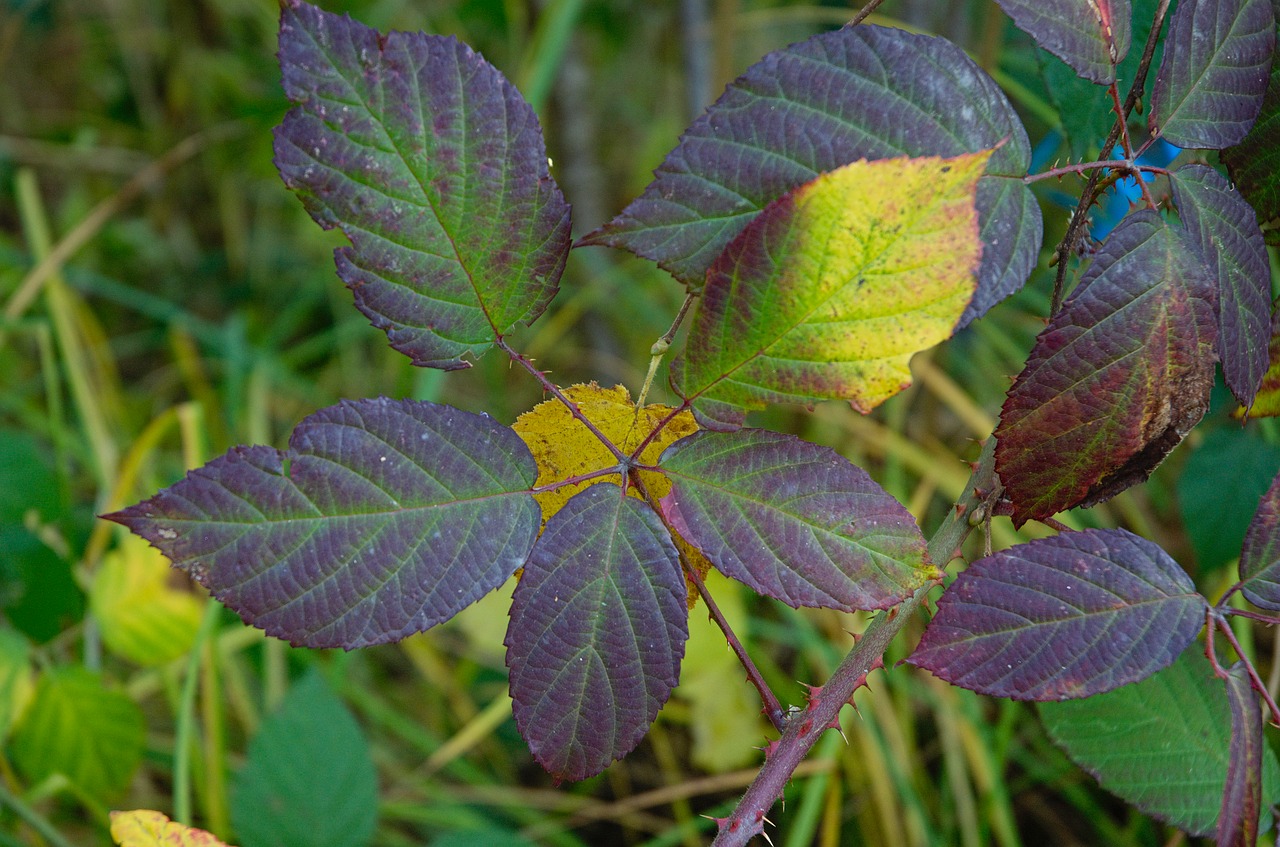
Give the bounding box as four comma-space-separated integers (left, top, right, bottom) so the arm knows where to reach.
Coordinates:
101, 0, 1280, 843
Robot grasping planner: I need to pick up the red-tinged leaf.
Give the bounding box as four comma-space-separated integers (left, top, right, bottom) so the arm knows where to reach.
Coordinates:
1222, 1, 1280, 231
505, 485, 687, 781
1149, 0, 1276, 149
1220, 663, 1264, 847
1040, 647, 1280, 836
111, 810, 233, 847
995, 0, 1130, 84
659, 430, 934, 612
910, 529, 1206, 700
274, 0, 570, 369
580, 25, 1041, 328
672, 152, 989, 427
1239, 469, 1280, 609
1170, 164, 1272, 408
105, 398, 540, 649
995, 211, 1217, 526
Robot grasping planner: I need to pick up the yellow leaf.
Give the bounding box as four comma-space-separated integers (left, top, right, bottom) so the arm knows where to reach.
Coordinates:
90, 535, 203, 666
512, 382, 711, 603
110, 810, 233, 846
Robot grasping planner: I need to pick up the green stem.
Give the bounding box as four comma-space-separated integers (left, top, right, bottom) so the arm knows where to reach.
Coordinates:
0, 782, 78, 847
173, 600, 222, 825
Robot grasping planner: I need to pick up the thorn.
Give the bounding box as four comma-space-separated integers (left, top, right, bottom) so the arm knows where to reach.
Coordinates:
954, 503, 968, 516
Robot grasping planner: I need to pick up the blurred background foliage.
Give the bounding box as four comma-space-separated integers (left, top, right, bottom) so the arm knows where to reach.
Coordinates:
1, 0, 1277, 844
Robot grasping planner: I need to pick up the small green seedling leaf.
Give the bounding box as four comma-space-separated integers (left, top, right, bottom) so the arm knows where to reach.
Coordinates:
660, 429, 934, 612
673, 151, 990, 427
506, 485, 687, 782
275, 0, 571, 368
9, 666, 144, 800
230, 673, 377, 847
1040, 647, 1280, 837
106, 398, 540, 649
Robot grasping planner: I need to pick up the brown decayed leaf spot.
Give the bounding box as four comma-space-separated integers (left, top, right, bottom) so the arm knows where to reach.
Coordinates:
513, 383, 711, 604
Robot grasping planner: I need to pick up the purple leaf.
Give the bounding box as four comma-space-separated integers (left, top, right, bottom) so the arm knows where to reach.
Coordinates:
659, 430, 934, 612
1171, 165, 1272, 408
994, 0, 1130, 84
105, 398, 540, 649
274, 0, 571, 369
995, 211, 1218, 526
1221, 10, 1280, 230
1219, 663, 1264, 847
579, 25, 1041, 328
506, 485, 687, 782
1150, 0, 1276, 149
1239, 469, 1280, 609
910, 529, 1206, 700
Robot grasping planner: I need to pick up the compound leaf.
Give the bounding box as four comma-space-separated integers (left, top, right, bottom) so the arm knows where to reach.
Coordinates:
105, 398, 540, 649
581, 25, 1040, 327
274, 0, 570, 369
659, 429, 934, 612
1220, 663, 1265, 846
1240, 468, 1280, 609
673, 152, 988, 427
9, 666, 144, 799
506, 485, 687, 781
1040, 647, 1280, 836
1150, 0, 1276, 149
1170, 164, 1272, 407
231, 673, 377, 847
110, 811, 233, 847
910, 529, 1205, 700
995, 211, 1217, 526
996, 0, 1130, 83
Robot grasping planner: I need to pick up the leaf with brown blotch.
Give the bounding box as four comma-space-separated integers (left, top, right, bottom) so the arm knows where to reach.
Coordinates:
996, 211, 1218, 526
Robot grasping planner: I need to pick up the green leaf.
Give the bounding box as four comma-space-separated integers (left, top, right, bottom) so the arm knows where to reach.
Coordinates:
672, 151, 990, 427
1177, 427, 1280, 571
1040, 648, 1280, 837
0, 629, 33, 742
230, 672, 377, 847
8, 666, 144, 799
274, 0, 571, 369
89, 535, 204, 666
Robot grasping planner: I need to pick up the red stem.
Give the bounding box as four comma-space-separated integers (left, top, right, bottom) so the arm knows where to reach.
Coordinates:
1213, 613, 1280, 726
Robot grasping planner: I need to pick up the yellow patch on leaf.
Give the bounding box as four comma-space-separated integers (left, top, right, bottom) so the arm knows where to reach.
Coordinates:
110, 810, 233, 846
512, 383, 711, 604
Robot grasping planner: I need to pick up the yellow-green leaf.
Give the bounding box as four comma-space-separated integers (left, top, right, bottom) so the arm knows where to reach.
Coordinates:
90, 535, 203, 666
673, 151, 991, 428
110, 810, 234, 846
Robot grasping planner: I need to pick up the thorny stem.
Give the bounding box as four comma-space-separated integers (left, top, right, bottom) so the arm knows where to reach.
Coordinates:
629, 400, 695, 464
628, 470, 788, 732
1024, 160, 1171, 185
1107, 81, 1158, 210
497, 336, 631, 464
1049, 0, 1172, 315
710, 439, 1001, 847
1211, 612, 1280, 727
